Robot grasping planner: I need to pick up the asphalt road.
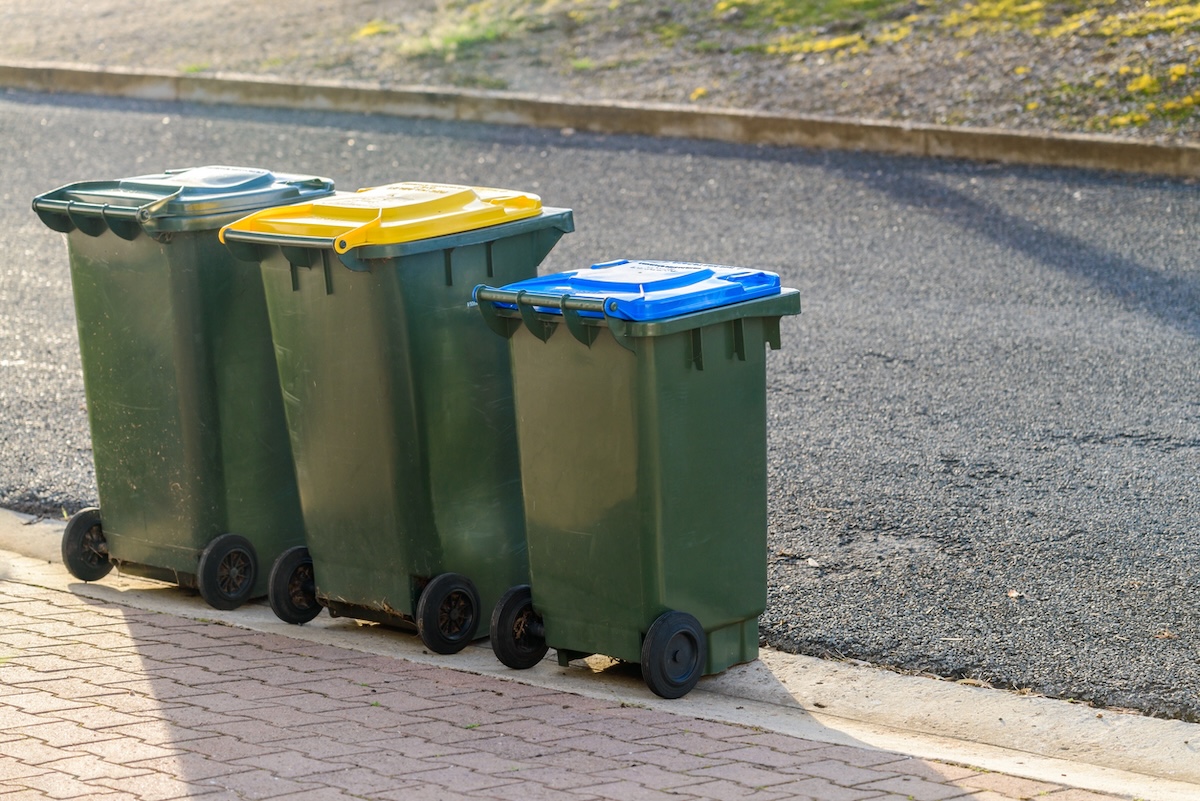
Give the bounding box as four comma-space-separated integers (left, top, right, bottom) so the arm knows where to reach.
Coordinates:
2, 89, 1197, 721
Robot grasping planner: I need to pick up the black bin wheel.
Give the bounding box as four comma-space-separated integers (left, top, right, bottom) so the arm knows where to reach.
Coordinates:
490, 585, 548, 670
416, 572, 481, 654
197, 533, 258, 611
641, 610, 707, 699
61, 507, 112, 582
268, 546, 321, 625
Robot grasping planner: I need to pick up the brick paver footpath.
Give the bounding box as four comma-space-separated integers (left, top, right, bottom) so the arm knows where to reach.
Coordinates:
0, 580, 1127, 801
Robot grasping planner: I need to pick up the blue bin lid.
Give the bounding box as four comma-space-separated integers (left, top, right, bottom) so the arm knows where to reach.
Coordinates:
32, 166, 335, 237
495, 259, 783, 321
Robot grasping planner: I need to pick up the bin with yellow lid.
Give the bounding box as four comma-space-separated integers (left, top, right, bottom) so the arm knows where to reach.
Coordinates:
221, 182, 573, 653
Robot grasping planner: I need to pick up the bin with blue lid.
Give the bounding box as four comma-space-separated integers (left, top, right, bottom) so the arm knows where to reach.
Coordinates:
219, 182, 574, 652
474, 259, 800, 698
32, 166, 335, 610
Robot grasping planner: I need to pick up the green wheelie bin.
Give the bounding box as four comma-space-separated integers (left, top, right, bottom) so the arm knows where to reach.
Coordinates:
474, 259, 800, 698
219, 182, 574, 653
32, 166, 335, 610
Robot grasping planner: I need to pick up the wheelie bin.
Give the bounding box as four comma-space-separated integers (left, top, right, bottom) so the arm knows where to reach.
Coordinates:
32, 166, 335, 610
219, 181, 574, 653
474, 259, 800, 698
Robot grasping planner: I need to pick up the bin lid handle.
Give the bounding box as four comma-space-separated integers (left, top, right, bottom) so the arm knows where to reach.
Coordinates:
135, 186, 185, 224
333, 209, 385, 254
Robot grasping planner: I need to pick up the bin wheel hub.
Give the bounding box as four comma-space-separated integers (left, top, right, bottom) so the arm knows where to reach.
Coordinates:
80, 525, 108, 566
218, 553, 251, 594
288, 562, 315, 607
439, 589, 473, 637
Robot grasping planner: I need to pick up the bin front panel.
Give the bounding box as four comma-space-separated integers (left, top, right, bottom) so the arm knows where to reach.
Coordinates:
635, 318, 770, 673
204, 234, 308, 595
510, 314, 773, 671
259, 247, 434, 618
510, 328, 647, 662
68, 229, 308, 589
397, 240, 532, 628
67, 230, 224, 576
257, 224, 564, 628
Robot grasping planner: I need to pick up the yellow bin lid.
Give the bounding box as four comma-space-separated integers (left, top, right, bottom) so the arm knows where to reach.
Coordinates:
220, 182, 542, 253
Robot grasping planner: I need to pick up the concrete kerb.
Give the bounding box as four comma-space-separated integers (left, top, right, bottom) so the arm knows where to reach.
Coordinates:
1, 507, 1198, 800
2, 60, 1199, 178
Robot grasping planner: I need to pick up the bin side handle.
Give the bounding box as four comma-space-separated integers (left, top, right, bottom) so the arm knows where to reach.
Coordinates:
764, 316, 783, 350
220, 228, 334, 250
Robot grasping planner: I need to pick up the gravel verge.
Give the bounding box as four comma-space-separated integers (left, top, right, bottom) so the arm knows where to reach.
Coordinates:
2, 0, 1198, 143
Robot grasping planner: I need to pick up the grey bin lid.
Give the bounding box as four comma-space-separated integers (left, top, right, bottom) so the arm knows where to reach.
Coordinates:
31, 165, 335, 239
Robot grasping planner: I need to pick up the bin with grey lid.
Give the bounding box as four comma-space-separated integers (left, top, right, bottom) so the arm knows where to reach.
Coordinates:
33, 166, 335, 610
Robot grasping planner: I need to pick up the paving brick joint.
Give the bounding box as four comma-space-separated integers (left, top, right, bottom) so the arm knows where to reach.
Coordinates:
0, 578, 1132, 800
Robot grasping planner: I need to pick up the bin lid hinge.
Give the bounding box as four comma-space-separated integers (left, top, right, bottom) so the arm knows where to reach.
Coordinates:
563, 301, 599, 347
473, 287, 519, 339
518, 292, 556, 343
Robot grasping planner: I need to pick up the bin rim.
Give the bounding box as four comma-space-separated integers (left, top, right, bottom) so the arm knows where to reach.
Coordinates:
474, 284, 800, 351
222, 207, 575, 272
